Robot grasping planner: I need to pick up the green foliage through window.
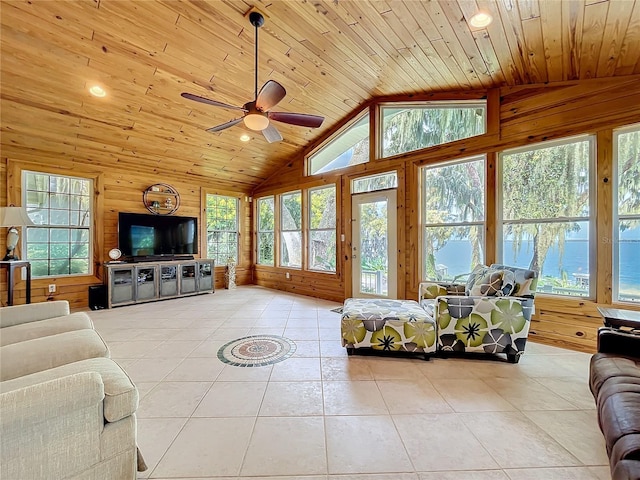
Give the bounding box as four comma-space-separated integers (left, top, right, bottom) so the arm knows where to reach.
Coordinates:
206, 194, 239, 266
257, 196, 275, 266
421, 157, 486, 281
308, 185, 336, 272
280, 191, 302, 268
382, 102, 486, 158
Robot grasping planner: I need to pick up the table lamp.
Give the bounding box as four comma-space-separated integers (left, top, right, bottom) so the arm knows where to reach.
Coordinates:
0, 206, 35, 261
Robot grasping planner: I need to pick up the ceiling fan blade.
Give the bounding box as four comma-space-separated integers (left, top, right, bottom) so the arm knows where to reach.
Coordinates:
255, 80, 286, 111
262, 123, 283, 143
181, 92, 246, 112
206, 118, 243, 133
268, 111, 324, 128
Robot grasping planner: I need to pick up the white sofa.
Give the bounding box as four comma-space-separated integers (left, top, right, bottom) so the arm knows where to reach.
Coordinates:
0, 301, 145, 479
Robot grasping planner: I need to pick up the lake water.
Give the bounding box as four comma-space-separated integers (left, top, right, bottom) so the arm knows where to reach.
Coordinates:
434, 240, 640, 292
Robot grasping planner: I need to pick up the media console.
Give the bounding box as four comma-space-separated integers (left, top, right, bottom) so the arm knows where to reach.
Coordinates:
104, 259, 214, 308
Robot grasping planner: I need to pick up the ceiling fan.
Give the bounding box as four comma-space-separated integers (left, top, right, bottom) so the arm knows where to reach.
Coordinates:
181, 11, 324, 143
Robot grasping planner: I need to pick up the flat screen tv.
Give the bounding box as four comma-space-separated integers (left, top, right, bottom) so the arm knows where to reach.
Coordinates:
118, 212, 198, 259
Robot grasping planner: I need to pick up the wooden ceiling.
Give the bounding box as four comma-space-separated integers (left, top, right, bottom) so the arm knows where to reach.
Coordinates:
2, 0, 639, 191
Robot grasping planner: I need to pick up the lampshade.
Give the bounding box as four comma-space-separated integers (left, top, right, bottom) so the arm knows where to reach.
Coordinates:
1, 206, 34, 261
244, 113, 269, 131
0, 206, 34, 227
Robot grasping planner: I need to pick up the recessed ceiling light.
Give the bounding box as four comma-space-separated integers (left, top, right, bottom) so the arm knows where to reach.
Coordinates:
469, 11, 493, 28
89, 85, 106, 97
240, 134, 251, 142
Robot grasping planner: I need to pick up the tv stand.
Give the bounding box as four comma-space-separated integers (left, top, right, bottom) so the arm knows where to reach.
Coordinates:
104, 259, 214, 308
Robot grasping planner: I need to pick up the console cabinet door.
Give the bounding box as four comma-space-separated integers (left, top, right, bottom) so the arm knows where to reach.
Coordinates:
135, 265, 158, 301
109, 266, 135, 306
160, 265, 178, 297
197, 260, 214, 292
180, 263, 197, 294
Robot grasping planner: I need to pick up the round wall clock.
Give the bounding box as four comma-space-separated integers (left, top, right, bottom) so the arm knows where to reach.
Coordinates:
108, 248, 122, 261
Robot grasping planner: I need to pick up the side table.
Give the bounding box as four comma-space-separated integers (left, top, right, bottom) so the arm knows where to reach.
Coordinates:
0, 260, 31, 306
597, 306, 640, 329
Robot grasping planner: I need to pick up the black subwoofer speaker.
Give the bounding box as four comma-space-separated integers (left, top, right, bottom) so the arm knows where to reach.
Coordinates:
88, 285, 107, 310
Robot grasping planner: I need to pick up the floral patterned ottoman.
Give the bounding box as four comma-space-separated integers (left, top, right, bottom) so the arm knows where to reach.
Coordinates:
341, 298, 437, 357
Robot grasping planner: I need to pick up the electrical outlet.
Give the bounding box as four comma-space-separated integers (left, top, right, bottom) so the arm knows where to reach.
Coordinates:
48, 284, 56, 293
285, 272, 290, 279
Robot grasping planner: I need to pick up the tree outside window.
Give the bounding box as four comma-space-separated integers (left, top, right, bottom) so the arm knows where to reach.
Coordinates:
280, 191, 302, 268
501, 137, 593, 296
257, 196, 275, 266
381, 102, 486, 158
206, 194, 238, 266
23, 171, 92, 277
421, 157, 486, 281
614, 125, 640, 303
308, 185, 336, 272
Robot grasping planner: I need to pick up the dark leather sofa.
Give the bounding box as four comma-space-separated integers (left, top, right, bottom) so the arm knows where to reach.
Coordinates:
590, 323, 640, 480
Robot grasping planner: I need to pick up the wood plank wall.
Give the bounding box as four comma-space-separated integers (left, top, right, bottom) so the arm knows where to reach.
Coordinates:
1, 159, 253, 309
253, 75, 640, 353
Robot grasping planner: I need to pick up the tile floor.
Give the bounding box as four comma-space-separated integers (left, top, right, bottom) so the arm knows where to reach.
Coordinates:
87, 285, 611, 480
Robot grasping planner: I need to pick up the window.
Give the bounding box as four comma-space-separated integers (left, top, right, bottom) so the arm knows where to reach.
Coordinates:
308, 185, 337, 272
352, 171, 398, 194
381, 101, 486, 158
280, 191, 302, 268
614, 125, 640, 303
500, 137, 593, 297
421, 156, 485, 281
257, 196, 275, 266
23, 171, 92, 278
308, 111, 369, 175
205, 194, 238, 266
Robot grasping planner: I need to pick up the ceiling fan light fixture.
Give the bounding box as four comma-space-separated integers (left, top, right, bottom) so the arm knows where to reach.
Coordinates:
469, 11, 493, 28
244, 113, 269, 131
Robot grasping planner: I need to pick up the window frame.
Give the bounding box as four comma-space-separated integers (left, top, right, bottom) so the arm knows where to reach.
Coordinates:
21, 169, 94, 279
279, 190, 302, 269
613, 123, 640, 304
378, 100, 487, 160
498, 135, 596, 298
420, 155, 487, 282
306, 109, 370, 176
256, 195, 276, 266
307, 184, 337, 273
204, 194, 240, 267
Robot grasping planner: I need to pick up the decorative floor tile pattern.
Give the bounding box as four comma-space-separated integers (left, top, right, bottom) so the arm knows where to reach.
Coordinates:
217, 334, 296, 367
85, 285, 608, 479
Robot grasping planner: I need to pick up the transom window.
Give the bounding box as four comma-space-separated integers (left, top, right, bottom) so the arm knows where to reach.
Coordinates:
381, 101, 486, 158
257, 196, 275, 266
280, 191, 302, 268
308, 110, 369, 175
308, 185, 337, 272
614, 124, 640, 303
352, 171, 398, 194
421, 156, 486, 281
205, 194, 239, 266
23, 171, 92, 278
500, 136, 594, 297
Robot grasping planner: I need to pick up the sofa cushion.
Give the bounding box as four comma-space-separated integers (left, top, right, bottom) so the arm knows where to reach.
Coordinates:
489, 264, 538, 298
0, 357, 138, 423
612, 459, 640, 480
590, 353, 640, 398
0, 312, 93, 347
0, 329, 109, 382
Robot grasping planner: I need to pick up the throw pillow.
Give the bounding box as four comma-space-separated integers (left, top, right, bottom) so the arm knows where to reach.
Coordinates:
465, 264, 491, 295
468, 268, 516, 297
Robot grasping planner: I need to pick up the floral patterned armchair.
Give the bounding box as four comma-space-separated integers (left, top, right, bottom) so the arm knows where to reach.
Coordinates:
419, 264, 538, 363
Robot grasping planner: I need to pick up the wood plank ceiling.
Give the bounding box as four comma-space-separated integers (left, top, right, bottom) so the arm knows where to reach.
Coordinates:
1, 0, 639, 191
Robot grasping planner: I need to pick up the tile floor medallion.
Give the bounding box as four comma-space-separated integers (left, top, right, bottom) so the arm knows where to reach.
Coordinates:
217, 334, 296, 367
